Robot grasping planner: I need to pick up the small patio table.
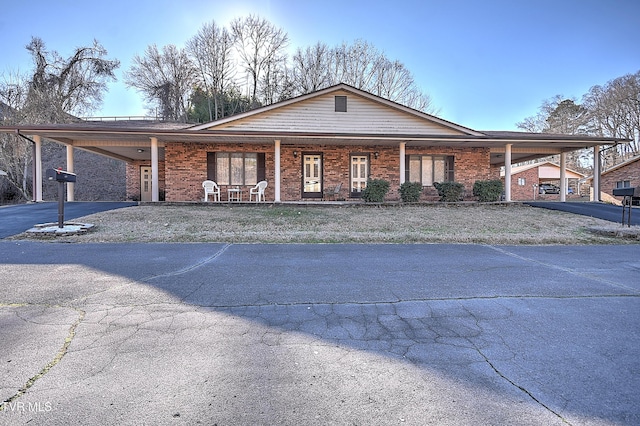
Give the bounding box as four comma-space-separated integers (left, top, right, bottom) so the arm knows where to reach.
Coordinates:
227, 187, 243, 202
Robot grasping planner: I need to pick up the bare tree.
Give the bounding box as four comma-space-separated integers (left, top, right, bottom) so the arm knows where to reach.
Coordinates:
125, 44, 197, 121
186, 21, 236, 121
517, 96, 591, 170
259, 54, 293, 105
583, 71, 640, 160
517, 95, 564, 133
0, 77, 31, 199
24, 37, 120, 122
231, 15, 289, 107
289, 39, 436, 113
1, 38, 120, 201
332, 40, 379, 91
291, 42, 333, 94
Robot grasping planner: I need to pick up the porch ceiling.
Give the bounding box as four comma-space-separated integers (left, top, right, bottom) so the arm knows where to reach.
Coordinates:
1, 125, 625, 165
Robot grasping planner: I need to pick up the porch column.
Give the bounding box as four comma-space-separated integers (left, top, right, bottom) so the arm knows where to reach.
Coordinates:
593, 145, 600, 201
274, 139, 281, 202
150, 137, 159, 202
66, 145, 74, 202
559, 152, 567, 202
33, 135, 43, 202
399, 142, 406, 184
504, 144, 512, 202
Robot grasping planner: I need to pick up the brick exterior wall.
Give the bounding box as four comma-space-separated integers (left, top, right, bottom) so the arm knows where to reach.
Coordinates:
601, 158, 640, 202
125, 160, 166, 201
141, 143, 496, 202
510, 168, 539, 201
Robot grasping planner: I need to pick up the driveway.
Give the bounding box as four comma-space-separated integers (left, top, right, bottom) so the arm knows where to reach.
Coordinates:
0, 242, 638, 425
0, 202, 137, 239
526, 201, 640, 226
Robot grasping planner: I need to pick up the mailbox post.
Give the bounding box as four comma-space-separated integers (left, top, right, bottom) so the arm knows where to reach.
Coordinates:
612, 187, 639, 227
46, 168, 76, 228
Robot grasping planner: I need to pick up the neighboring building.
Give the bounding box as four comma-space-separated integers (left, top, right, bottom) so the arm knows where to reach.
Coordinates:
0, 84, 625, 203
600, 154, 640, 201
500, 161, 585, 201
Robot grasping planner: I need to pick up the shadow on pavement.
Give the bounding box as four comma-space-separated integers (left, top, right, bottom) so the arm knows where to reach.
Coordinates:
0, 241, 638, 424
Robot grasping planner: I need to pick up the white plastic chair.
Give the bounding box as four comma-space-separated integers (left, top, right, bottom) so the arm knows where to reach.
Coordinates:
249, 180, 268, 202
202, 180, 220, 202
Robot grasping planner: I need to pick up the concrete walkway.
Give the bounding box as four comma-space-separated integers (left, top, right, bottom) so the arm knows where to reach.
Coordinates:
0, 242, 638, 425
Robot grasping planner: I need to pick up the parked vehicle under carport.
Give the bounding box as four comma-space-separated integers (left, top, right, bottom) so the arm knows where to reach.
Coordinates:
539, 183, 560, 194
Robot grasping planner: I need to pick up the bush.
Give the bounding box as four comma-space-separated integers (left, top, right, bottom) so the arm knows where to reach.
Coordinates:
473, 180, 503, 202
433, 182, 465, 202
362, 179, 390, 202
399, 181, 423, 202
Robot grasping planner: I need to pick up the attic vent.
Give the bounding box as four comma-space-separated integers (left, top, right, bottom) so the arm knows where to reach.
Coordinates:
335, 96, 347, 112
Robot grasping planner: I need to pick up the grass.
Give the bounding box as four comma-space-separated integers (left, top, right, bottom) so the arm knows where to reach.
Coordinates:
13, 203, 640, 245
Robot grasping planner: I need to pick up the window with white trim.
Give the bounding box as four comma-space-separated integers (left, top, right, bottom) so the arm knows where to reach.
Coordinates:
406, 155, 454, 186
615, 180, 631, 188
214, 153, 258, 185
518, 177, 526, 186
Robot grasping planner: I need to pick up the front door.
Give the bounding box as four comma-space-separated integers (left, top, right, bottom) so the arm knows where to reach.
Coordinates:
140, 166, 152, 201
351, 154, 369, 197
302, 153, 322, 198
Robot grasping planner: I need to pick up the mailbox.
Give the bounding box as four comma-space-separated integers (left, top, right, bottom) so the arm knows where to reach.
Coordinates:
612, 187, 639, 197
46, 168, 76, 183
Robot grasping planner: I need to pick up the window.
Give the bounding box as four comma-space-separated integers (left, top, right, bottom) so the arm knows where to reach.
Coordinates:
616, 180, 631, 188
207, 152, 264, 185
406, 155, 454, 186
518, 177, 526, 186
335, 95, 347, 112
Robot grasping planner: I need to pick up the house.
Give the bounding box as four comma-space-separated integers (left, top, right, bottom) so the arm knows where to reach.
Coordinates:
0, 84, 626, 203
500, 161, 585, 201
600, 154, 640, 201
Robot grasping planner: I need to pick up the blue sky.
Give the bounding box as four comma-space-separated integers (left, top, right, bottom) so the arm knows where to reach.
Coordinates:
1, 0, 638, 131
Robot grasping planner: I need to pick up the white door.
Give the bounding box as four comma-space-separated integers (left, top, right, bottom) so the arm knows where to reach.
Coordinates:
140, 166, 152, 201
303, 154, 322, 198
351, 155, 368, 197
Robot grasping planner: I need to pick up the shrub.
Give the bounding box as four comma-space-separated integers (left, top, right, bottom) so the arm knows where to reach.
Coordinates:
433, 182, 465, 202
399, 181, 423, 202
362, 179, 390, 202
473, 180, 503, 202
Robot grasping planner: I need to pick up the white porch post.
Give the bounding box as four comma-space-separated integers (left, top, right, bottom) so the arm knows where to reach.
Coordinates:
504, 144, 512, 202
559, 152, 567, 202
33, 135, 43, 202
274, 140, 281, 202
593, 145, 600, 202
66, 145, 74, 202
151, 137, 159, 202
399, 142, 406, 184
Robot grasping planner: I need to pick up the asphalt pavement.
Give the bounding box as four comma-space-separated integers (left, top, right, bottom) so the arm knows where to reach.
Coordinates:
0, 202, 137, 239
526, 201, 640, 226
0, 242, 638, 425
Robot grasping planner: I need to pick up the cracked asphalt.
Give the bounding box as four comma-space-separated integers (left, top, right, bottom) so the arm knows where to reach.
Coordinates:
0, 242, 638, 425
